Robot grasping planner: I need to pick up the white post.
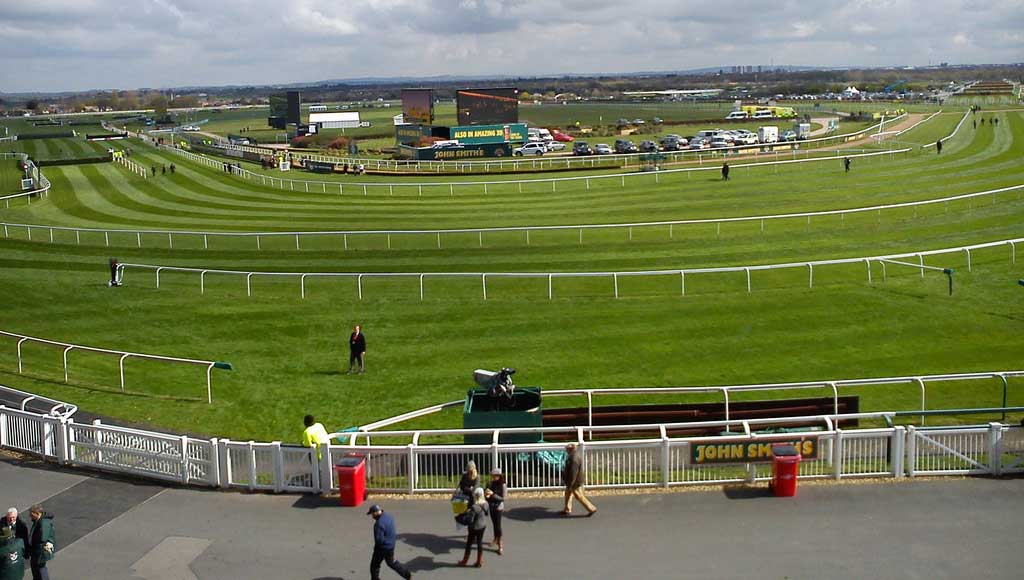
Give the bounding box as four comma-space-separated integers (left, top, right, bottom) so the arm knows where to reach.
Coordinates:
180, 436, 190, 484
660, 426, 671, 487
301, 274, 307, 299
919, 254, 925, 278
833, 429, 843, 480
680, 271, 685, 296
62, 346, 73, 383
988, 422, 1002, 476
118, 354, 129, 392
272, 441, 284, 492
745, 268, 751, 293
482, 274, 487, 301
906, 425, 917, 477
246, 273, 253, 297
548, 274, 553, 300
808, 264, 814, 288
892, 426, 906, 478
358, 274, 363, 300
964, 248, 972, 272
206, 364, 214, 404
613, 273, 619, 298
156, 267, 162, 289
200, 271, 206, 295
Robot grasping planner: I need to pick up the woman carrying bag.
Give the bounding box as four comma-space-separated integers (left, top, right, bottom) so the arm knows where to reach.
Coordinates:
457, 488, 489, 568
485, 468, 507, 555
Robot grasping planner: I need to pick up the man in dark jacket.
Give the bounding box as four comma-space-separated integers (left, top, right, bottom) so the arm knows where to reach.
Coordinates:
26, 506, 54, 580
721, 162, 730, 181
0, 526, 26, 580
560, 443, 597, 516
348, 325, 367, 374
1, 509, 28, 545
367, 505, 411, 580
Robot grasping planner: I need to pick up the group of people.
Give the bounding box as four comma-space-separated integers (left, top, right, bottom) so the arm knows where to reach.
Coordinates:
367, 443, 595, 579
1, 505, 56, 580
149, 163, 175, 177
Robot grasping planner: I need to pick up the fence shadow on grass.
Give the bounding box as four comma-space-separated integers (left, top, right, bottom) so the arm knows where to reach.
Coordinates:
0, 369, 207, 403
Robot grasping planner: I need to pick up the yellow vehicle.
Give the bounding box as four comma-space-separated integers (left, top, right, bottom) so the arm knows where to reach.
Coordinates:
740, 105, 797, 119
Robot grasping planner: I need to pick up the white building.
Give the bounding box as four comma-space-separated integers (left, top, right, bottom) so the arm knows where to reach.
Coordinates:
309, 112, 361, 129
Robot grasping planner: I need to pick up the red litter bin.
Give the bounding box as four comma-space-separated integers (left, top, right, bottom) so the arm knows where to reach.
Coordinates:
770, 444, 801, 497
335, 453, 366, 507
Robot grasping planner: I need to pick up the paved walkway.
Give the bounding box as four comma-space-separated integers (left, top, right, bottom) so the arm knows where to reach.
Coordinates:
1, 456, 1021, 579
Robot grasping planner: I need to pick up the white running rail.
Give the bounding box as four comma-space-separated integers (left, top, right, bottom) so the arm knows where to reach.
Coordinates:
0, 330, 231, 404
116, 237, 1020, 300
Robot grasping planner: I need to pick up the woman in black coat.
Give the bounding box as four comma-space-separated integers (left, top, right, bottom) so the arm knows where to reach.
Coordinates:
485, 468, 507, 555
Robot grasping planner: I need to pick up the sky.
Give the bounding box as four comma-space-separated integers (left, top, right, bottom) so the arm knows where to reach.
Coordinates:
1, 0, 1022, 93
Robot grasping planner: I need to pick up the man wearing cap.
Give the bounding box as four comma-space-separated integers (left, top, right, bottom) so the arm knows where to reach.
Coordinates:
367, 505, 412, 580
561, 443, 597, 517
0, 526, 27, 580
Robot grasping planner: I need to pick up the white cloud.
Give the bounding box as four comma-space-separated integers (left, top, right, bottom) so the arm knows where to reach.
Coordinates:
0, 0, 1020, 92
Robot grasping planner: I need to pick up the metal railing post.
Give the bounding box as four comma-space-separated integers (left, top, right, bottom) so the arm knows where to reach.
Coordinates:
892, 426, 905, 479
906, 425, 917, 477
62, 346, 73, 383
180, 435, 190, 484
301, 274, 307, 299
833, 429, 843, 480
660, 425, 671, 487
320, 443, 333, 495
118, 354, 130, 392
988, 422, 1002, 476
272, 441, 284, 492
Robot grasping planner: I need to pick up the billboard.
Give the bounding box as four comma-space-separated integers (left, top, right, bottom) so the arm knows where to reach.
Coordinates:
402, 89, 434, 125
286, 91, 301, 124
456, 87, 518, 125
449, 123, 528, 145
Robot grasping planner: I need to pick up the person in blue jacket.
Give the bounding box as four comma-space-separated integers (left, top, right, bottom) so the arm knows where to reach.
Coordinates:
367, 505, 411, 580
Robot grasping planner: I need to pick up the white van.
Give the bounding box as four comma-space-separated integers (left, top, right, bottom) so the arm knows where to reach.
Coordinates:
752, 110, 774, 119
725, 111, 748, 120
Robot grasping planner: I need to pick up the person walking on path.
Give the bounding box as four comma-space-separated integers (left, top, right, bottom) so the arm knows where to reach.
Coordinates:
844, 157, 851, 173
560, 443, 597, 517
935, 139, 943, 154
367, 505, 412, 580
458, 488, 489, 568
721, 162, 730, 181
301, 415, 330, 459
26, 506, 54, 580
485, 468, 507, 555
0, 527, 26, 580
456, 461, 480, 498
1, 509, 27, 545
347, 325, 366, 374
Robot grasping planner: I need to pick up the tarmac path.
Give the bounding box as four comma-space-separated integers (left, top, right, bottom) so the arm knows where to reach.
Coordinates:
2, 454, 1021, 580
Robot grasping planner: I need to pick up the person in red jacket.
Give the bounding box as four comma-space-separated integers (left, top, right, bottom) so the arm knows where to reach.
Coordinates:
348, 325, 366, 374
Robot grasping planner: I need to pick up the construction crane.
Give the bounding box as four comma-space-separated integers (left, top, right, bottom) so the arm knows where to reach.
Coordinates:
884, 80, 907, 93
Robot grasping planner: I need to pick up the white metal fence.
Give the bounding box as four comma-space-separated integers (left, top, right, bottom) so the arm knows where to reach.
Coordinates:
0, 330, 231, 403
2, 371, 1021, 494
116, 237, 1021, 300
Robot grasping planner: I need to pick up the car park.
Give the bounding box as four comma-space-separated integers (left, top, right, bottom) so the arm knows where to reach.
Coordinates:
514, 142, 547, 156
594, 143, 613, 155
639, 140, 659, 152
614, 139, 638, 153
573, 141, 594, 155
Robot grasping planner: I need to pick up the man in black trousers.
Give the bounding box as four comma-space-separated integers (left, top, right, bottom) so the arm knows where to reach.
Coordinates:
721, 162, 730, 181
348, 324, 366, 374
368, 505, 412, 580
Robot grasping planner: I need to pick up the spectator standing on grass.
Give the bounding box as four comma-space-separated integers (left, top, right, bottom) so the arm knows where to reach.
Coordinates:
347, 325, 366, 374
26, 505, 54, 580
458, 488, 489, 568
936, 139, 943, 154
151, 165, 156, 177
721, 162, 730, 181
170, 163, 175, 174
485, 468, 507, 555
844, 157, 851, 173
0, 526, 26, 580
1, 509, 27, 545
367, 505, 412, 580
301, 415, 330, 460
560, 443, 597, 517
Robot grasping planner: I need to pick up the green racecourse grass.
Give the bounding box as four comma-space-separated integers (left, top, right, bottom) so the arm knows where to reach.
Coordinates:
0, 109, 1022, 442
0, 136, 127, 162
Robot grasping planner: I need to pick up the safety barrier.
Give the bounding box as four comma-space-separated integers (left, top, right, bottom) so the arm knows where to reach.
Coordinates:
116, 237, 1021, 300
0, 152, 50, 207
0, 330, 232, 404
2, 400, 1021, 494
175, 144, 910, 197
5, 165, 1019, 254
114, 153, 148, 178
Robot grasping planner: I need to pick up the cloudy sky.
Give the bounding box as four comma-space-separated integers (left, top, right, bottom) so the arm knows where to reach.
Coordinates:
1, 0, 1021, 93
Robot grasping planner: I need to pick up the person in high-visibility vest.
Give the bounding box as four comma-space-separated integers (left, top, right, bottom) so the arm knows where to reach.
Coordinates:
302, 415, 330, 459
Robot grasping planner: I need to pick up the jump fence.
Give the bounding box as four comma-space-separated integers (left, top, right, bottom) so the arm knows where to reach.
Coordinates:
0, 330, 231, 404
116, 237, 1021, 301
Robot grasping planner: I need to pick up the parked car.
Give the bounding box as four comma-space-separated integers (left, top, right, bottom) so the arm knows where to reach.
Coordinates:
614, 139, 638, 153
660, 136, 682, 151
651, 117, 663, 125
594, 143, 613, 155
514, 142, 547, 156
639, 140, 659, 153
616, 118, 630, 126
725, 111, 748, 120
781, 130, 798, 142
551, 129, 575, 142
709, 137, 730, 148
688, 138, 709, 150
544, 140, 566, 151
573, 141, 594, 155
632, 118, 645, 125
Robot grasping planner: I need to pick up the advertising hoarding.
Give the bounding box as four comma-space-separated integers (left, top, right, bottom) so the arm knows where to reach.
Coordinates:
449, 123, 528, 145
401, 89, 434, 125
456, 87, 519, 125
